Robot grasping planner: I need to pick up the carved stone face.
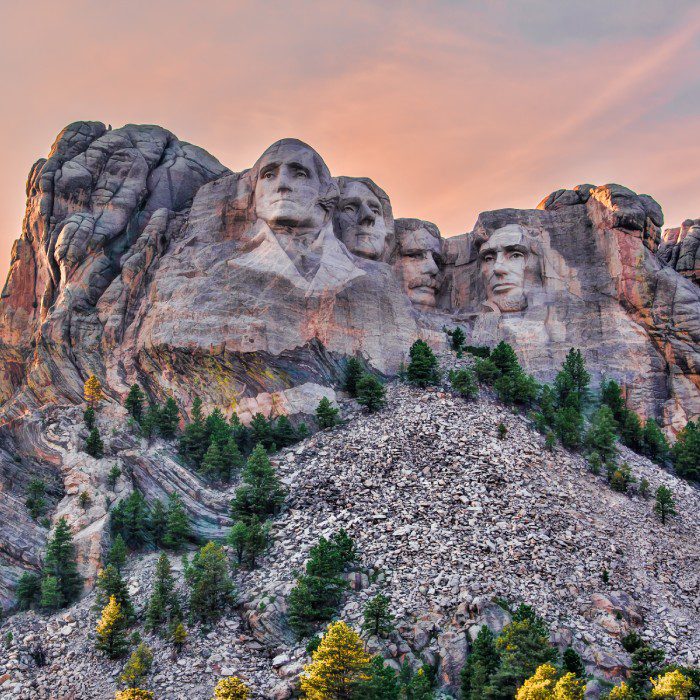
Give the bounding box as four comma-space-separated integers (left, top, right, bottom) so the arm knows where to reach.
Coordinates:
254, 142, 327, 232
479, 225, 529, 312
396, 228, 442, 307
336, 181, 388, 260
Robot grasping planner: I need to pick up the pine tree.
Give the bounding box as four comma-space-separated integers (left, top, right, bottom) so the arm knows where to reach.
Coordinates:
403, 665, 434, 700
140, 404, 159, 441
171, 622, 187, 652
643, 418, 669, 463
119, 642, 153, 688
461, 625, 500, 700
125, 384, 145, 422
16, 572, 41, 610
586, 406, 618, 464
84, 374, 103, 408
654, 485, 677, 525
111, 491, 152, 550
554, 349, 590, 412
629, 645, 666, 695
95, 564, 135, 620
250, 413, 274, 451
206, 408, 231, 449
554, 406, 583, 449
107, 465, 122, 490
163, 492, 191, 550
497, 423, 507, 440
158, 397, 180, 438
490, 341, 521, 377
406, 339, 440, 388
186, 541, 235, 624
95, 596, 129, 659
44, 517, 83, 606
179, 396, 208, 467
85, 427, 104, 458
230, 443, 286, 521
108, 535, 127, 571
212, 676, 251, 700
475, 358, 501, 385
563, 647, 585, 679
299, 620, 371, 699
272, 415, 298, 448
620, 410, 644, 451
356, 374, 387, 413
201, 441, 226, 480
316, 397, 340, 429
84, 405, 96, 430
601, 379, 626, 424
149, 499, 167, 547
539, 385, 557, 426
221, 436, 245, 481
353, 655, 401, 700
344, 358, 365, 398
39, 575, 63, 611
449, 326, 467, 353
672, 420, 700, 481
78, 491, 91, 510
145, 553, 177, 632
361, 594, 394, 638
449, 368, 478, 400
227, 517, 270, 569
25, 478, 47, 520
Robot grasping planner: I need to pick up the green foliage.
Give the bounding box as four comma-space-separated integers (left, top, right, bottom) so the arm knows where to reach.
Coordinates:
84, 405, 96, 430
230, 443, 286, 521
465, 345, 491, 359
201, 441, 226, 480
563, 647, 586, 679
497, 423, 507, 440
555, 348, 590, 412
461, 625, 500, 700
16, 572, 41, 610
145, 553, 181, 632
586, 406, 618, 465
352, 654, 401, 699
654, 485, 677, 525
95, 563, 135, 620
250, 412, 275, 451
227, 516, 270, 569
538, 385, 557, 426
149, 499, 167, 547
107, 465, 122, 490
475, 358, 501, 385
490, 342, 521, 377
158, 397, 180, 439
494, 371, 539, 406
108, 534, 127, 571
356, 374, 387, 413
119, 642, 153, 689
629, 645, 666, 694
44, 516, 83, 607
639, 477, 650, 499
545, 432, 556, 452
25, 478, 47, 520
111, 491, 152, 550
179, 397, 209, 467
140, 404, 159, 440
449, 368, 478, 400
39, 575, 63, 611
287, 531, 356, 638
610, 462, 635, 493
447, 326, 467, 353
316, 397, 340, 429
554, 406, 584, 449
186, 541, 235, 624
162, 492, 192, 550
601, 379, 626, 424
587, 451, 602, 475
125, 384, 145, 423
620, 411, 644, 452
85, 427, 104, 458
406, 339, 441, 388
643, 419, 669, 463
272, 415, 299, 448
621, 631, 644, 654
171, 622, 187, 651
361, 594, 395, 638
344, 357, 365, 398
95, 596, 129, 659
672, 420, 700, 481
78, 491, 91, 510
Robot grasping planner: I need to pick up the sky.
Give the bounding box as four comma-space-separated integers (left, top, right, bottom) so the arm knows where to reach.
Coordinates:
1, 0, 699, 282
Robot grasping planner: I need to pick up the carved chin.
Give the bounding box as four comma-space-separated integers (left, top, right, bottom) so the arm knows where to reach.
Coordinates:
492, 293, 527, 312
407, 286, 437, 307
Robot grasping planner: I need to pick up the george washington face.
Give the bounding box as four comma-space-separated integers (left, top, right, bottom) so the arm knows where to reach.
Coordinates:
478, 225, 529, 312
336, 181, 388, 260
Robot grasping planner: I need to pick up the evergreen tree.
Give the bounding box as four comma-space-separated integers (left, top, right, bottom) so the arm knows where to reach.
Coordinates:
86, 427, 105, 458
221, 436, 245, 481
643, 418, 670, 463
186, 541, 235, 624
316, 397, 340, 429
171, 622, 187, 652
654, 485, 677, 525
84, 374, 103, 408
163, 492, 191, 550
497, 423, 507, 440
449, 326, 467, 353
620, 410, 644, 451
585, 406, 618, 464
108, 534, 127, 571
140, 404, 159, 441
402, 665, 435, 699
16, 572, 41, 610
39, 575, 63, 611
344, 358, 364, 398
475, 358, 501, 385
25, 478, 47, 520
201, 441, 226, 481
227, 516, 270, 569
107, 466, 122, 490
610, 462, 635, 493
449, 368, 478, 400
639, 477, 651, 499
490, 341, 521, 377
78, 491, 91, 510
353, 655, 401, 700
230, 443, 286, 521
601, 379, 626, 424
361, 594, 395, 638
538, 385, 557, 426
554, 406, 583, 449
629, 645, 666, 695
672, 420, 700, 481
554, 349, 590, 412
95, 564, 135, 620
178, 396, 208, 467
145, 553, 178, 632
95, 596, 129, 659
212, 676, 251, 700
125, 384, 145, 422
44, 517, 83, 606
250, 413, 274, 451
356, 374, 387, 413
149, 499, 167, 548
273, 415, 299, 448
111, 491, 151, 550
545, 432, 556, 453
158, 397, 180, 438
206, 408, 231, 449
461, 625, 500, 700
84, 405, 96, 430
299, 620, 371, 699
563, 647, 585, 679
406, 339, 441, 388
119, 643, 153, 689
494, 371, 539, 406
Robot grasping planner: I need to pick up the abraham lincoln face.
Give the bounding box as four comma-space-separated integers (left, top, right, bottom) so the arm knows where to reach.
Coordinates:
478, 225, 529, 312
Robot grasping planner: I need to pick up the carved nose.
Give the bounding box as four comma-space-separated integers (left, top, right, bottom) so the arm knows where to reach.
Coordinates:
424, 255, 439, 275
359, 203, 375, 225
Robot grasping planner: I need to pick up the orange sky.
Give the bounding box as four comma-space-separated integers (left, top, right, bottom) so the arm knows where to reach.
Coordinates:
1, 1, 699, 283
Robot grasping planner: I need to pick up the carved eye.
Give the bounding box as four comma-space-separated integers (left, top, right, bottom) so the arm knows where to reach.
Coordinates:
343, 205, 356, 214
482, 254, 495, 263
262, 171, 275, 180
370, 207, 381, 215
295, 170, 308, 179
510, 251, 524, 260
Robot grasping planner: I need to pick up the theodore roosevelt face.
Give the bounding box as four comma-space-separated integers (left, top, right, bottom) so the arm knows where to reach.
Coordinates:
396, 227, 442, 307
336, 181, 388, 260
478, 224, 529, 312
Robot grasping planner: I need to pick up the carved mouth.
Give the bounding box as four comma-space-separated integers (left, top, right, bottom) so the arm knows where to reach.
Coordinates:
492, 283, 517, 293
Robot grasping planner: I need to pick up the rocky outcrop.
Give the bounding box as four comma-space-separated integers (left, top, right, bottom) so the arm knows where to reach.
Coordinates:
658, 218, 700, 286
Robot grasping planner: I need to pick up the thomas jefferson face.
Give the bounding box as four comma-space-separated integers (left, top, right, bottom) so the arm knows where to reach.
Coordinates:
479, 225, 529, 312
396, 228, 442, 307
336, 181, 388, 260
254, 143, 327, 232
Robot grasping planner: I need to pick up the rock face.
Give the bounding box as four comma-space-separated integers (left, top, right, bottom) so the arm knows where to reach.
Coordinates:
658, 217, 700, 286
1, 123, 699, 632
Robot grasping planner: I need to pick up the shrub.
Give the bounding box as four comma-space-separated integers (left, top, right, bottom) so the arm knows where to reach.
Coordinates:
344, 358, 365, 398
316, 397, 340, 429
497, 423, 507, 440
356, 374, 387, 413
119, 643, 153, 689
610, 463, 635, 493
654, 485, 677, 524
230, 443, 285, 522
449, 368, 478, 400
406, 339, 440, 388
361, 594, 395, 638
475, 358, 500, 385
212, 676, 250, 700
